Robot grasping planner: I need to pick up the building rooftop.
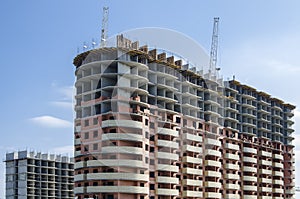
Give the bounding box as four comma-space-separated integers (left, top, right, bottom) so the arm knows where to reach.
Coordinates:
228, 80, 296, 110
5, 150, 73, 163
74, 35, 296, 111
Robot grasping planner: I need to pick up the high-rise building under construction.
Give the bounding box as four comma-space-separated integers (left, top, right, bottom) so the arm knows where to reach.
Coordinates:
5, 150, 74, 199
73, 35, 295, 199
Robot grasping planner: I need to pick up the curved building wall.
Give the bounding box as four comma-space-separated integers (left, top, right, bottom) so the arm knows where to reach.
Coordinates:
73, 44, 295, 199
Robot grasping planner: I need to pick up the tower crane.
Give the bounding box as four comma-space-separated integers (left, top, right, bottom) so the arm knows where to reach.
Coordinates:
100, 7, 109, 48
209, 17, 220, 77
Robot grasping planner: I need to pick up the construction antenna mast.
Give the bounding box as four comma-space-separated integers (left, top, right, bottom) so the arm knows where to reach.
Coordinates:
209, 17, 220, 76
100, 7, 109, 48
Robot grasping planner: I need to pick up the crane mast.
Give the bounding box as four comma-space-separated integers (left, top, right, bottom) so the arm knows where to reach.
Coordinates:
101, 7, 109, 48
209, 17, 219, 76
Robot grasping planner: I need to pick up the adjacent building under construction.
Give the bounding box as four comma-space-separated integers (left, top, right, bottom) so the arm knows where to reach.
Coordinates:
73, 35, 295, 199
5, 150, 74, 199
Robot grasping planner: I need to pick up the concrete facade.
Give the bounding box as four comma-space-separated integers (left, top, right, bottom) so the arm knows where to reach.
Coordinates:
5, 150, 74, 199
73, 35, 295, 199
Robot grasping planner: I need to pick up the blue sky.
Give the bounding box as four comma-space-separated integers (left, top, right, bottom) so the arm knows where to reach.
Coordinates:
1, 0, 300, 197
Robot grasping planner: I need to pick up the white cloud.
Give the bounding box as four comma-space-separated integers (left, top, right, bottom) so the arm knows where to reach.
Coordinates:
50, 82, 75, 104
265, 60, 300, 73
294, 109, 300, 120
223, 33, 300, 78
222, 32, 300, 106
0, 146, 15, 151
294, 134, 300, 149
50, 101, 73, 109
295, 149, 300, 162
57, 86, 75, 101
29, 115, 72, 128
49, 83, 75, 110
51, 145, 74, 155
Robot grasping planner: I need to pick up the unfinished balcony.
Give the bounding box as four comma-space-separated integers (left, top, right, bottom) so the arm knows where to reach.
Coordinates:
273, 153, 284, 161
224, 153, 240, 161
243, 156, 257, 164
259, 160, 272, 166
86, 186, 148, 195
259, 178, 272, 184
225, 183, 240, 190
259, 187, 272, 192
224, 143, 240, 151
205, 160, 221, 167
259, 169, 272, 175
206, 149, 221, 157
204, 192, 222, 198
156, 176, 179, 184
225, 193, 240, 199
182, 156, 202, 165
182, 167, 202, 175
205, 138, 221, 147
157, 127, 178, 137
156, 188, 179, 196
243, 175, 257, 182
182, 190, 203, 198
243, 185, 257, 192
182, 179, 202, 186
224, 173, 240, 180
182, 133, 203, 142
243, 166, 257, 173
225, 163, 240, 170
243, 147, 257, 154
205, 170, 222, 178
